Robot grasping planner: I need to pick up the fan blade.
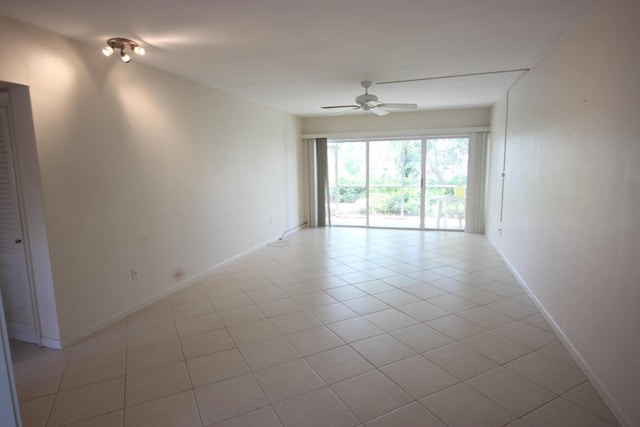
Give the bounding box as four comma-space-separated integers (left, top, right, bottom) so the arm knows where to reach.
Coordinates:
378, 103, 417, 110
371, 107, 389, 116
334, 107, 361, 115
322, 105, 359, 109
364, 100, 383, 108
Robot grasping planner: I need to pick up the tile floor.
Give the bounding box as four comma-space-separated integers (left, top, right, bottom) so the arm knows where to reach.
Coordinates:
10, 227, 620, 427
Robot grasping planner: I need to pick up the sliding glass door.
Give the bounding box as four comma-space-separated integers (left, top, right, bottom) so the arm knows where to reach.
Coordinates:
327, 136, 469, 230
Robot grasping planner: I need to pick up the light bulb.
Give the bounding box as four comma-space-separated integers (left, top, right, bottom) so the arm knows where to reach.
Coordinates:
133, 46, 145, 56
120, 51, 131, 63
102, 45, 114, 56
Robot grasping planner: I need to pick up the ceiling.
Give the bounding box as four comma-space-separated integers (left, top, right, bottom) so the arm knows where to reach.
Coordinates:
0, 0, 596, 117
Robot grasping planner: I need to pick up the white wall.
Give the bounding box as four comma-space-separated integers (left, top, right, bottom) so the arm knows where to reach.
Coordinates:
0, 17, 305, 346
486, 2, 640, 426
302, 107, 490, 136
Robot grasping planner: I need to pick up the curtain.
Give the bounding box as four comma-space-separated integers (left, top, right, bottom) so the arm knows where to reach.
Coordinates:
306, 138, 329, 227
465, 132, 488, 234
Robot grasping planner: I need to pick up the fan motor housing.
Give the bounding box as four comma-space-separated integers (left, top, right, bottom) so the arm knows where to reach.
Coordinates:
356, 93, 378, 106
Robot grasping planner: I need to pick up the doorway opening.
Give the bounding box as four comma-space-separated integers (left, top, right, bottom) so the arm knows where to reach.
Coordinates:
327, 136, 469, 230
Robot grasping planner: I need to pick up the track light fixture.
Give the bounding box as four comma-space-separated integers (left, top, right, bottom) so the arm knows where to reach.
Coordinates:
102, 38, 145, 63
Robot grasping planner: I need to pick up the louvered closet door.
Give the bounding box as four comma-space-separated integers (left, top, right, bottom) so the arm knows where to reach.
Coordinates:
0, 97, 37, 342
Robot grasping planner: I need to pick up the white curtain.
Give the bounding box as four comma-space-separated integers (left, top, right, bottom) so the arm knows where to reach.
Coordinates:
465, 132, 488, 234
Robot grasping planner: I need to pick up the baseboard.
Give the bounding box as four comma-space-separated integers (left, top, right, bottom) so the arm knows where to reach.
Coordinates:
59, 227, 305, 349
491, 243, 630, 427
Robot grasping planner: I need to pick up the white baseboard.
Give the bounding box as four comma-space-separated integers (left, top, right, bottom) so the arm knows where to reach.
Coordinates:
491, 244, 630, 427
59, 228, 304, 349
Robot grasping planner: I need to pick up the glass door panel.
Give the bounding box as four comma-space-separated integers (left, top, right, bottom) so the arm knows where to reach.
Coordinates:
423, 137, 469, 230
328, 141, 367, 226
369, 140, 422, 228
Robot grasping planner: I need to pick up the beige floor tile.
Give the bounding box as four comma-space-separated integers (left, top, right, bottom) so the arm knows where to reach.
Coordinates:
227, 318, 281, 346
480, 282, 525, 298
125, 390, 201, 427
523, 398, 613, 427
457, 307, 516, 329
246, 287, 288, 303
454, 288, 504, 305
171, 300, 216, 321
494, 321, 558, 350
307, 303, 359, 324
48, 377, 124, 427
402, 283, 447, 300
218, 305, 266, 328
305, 345, 374, 385
126, 321, 178, 350
467, 367, 556, 416
211, 406, 283, 427
292, 291, 338, 308
64, 410, 123, 426
11, 345, 71, 375
390, 324, 453, 353
381, 355, 459, 399
19, 394, 55, 427
342, 296, 390, 315
364, 308, 419, 332
420, 383, 515, 427
461, 331, 532, 364
254, 359, 325, 403
396, 301, 450, 322
238, 277, 276, 292
69, 333, 127, 363
211, 293, 254, 311
323, 285, 368, 301
257, 298, 303, 317
15, 363, 65, 401
538, 341, 580, 369
428, 294, 479, 313
364, 402, 446, 427
186, 348, 249, 388
194, 373, 268, 425
273, 387, 358, 427
168, 285, 207, 306
424, 342, 499, 381
486, 299, 539, 320
331, 370, 412, 422
125, 361, 191, 407
175, 312, 225, 337
180, 328, 236, 360
521, 313, 554, 333
426, 314, 487, 340
126, 307, 173, 331
505, 352, 586, 394
562, 382, 619, 425
351, 333, 416, 367
239, 336, 300, 371
285, 326, 344, 356
61, 351, 125, 391
278, 282, 321, 297
373, 289, 420, 306
270, 310, 321, 335
326, 317, 384, 343
126, 339, 184, 373
353, 280, 396, 294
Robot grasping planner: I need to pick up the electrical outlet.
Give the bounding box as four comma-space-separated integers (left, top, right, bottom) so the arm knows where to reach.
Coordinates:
131, 268, 140, 280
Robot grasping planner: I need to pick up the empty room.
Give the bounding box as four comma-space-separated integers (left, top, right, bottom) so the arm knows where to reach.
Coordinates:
0, 0, 638, 426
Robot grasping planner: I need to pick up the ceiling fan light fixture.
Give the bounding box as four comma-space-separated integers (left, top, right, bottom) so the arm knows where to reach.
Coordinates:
103, 38, 145, 63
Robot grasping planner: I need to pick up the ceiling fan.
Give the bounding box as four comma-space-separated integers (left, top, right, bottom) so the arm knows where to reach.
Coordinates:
322, 81, 417, 116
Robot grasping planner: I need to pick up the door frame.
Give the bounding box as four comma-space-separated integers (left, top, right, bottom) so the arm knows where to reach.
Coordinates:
327, 135, 470, 230
0, 84, 60, 349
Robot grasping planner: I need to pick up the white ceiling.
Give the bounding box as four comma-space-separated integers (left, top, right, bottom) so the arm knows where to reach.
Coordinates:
0, 0, 596, 117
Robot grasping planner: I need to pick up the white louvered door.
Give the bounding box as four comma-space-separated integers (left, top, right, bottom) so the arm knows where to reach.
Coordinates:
0, 93, 37, 343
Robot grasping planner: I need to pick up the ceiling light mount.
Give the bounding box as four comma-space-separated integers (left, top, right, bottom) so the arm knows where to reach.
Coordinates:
102, 38, 145, 63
